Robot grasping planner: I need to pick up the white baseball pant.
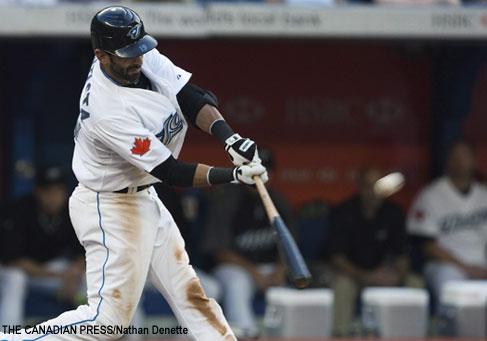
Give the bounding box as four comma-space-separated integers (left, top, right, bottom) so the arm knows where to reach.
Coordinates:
424, 261, 468, 301
0, 259, 85, 327
0, 266, 27, 325
0, 185, 235, 341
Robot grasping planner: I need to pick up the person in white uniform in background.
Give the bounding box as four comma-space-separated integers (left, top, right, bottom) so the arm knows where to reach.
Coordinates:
1, 5, 267, 341
407, 140, 487, 308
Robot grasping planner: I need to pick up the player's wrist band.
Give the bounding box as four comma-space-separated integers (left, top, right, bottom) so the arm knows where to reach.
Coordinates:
208, 167, 235, 185
211, 120, 235, 145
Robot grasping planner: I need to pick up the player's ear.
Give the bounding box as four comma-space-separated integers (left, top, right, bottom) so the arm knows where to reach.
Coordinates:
94, 49, 109, 65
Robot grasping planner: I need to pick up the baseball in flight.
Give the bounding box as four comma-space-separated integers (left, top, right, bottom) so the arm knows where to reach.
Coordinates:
373, 172, 405, 198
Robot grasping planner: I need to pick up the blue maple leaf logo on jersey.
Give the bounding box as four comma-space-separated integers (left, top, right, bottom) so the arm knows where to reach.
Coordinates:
156, 113, 184, 145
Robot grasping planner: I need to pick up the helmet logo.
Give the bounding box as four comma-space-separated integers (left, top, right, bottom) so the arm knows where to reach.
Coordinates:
127, 23, 142, 40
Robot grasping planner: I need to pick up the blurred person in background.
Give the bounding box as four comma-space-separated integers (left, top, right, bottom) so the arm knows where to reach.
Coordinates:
0, 198, 28, 325
407, 140, 487, 308
0, 167, 85, 325
329, 166, 415, 337
203, 148, 293, 338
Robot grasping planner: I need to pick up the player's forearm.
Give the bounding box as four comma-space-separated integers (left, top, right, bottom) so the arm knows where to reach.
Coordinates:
175, 82, 235, 140
331, 254, 366, 281
196, 104, 229, 136
177, 82, 222, 132
215, 249, 261, 279
183, 89, 260, 167
391, 256, 410, 279
12, 259, 60, 278
71, 256, 86, 271
151, 155, 266, 187
194, 164, 236, 187
423, 241, 465, 268
195, 105, 239, 147
196, 104, 222, 133
151, 156, 234, 187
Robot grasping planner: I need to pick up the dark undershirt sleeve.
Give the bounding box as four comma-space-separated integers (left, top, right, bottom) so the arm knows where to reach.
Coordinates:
150, 156, 197, 187
387, 206, 408, 256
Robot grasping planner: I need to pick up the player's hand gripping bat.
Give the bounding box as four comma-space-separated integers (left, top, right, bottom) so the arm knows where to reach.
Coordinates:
253, 176, 312, 288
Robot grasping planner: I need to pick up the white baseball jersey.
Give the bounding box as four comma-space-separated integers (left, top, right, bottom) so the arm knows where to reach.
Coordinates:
72, 49, 191, 192
407, 177, 487, 266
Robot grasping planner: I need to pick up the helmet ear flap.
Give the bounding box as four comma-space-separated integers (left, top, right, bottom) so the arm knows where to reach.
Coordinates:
90, 32, 101, 51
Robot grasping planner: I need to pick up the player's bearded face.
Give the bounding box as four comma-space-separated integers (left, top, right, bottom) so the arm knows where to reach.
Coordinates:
108, 54, 143, 84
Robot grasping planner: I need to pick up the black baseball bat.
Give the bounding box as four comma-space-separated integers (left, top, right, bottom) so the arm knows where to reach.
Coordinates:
254, 176, 312, 288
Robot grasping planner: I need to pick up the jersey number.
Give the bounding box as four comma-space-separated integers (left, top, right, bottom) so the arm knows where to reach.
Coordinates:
74, 62, 95, 140
74, 109, 91, 140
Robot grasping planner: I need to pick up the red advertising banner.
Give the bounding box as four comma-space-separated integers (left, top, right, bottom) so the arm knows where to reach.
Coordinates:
160, 40, 432, 207
1, 39, 484, 208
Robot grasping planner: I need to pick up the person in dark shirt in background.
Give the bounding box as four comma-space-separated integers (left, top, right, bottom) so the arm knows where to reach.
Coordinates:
0, 167, 85, 325
203, 149, 293, 338
329, 166, 417, 337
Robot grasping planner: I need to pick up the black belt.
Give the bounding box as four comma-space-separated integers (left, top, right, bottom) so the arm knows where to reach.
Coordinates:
113, 184, 152, 194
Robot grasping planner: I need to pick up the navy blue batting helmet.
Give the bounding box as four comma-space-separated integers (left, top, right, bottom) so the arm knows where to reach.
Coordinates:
91, 6, 157, 58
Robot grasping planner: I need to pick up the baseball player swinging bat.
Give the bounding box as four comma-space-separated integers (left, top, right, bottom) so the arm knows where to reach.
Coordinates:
253, 176, 312, 288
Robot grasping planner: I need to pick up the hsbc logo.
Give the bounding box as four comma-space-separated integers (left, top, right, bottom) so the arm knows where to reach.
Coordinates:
223, 97, 265, 124
127, 23, 142, 40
